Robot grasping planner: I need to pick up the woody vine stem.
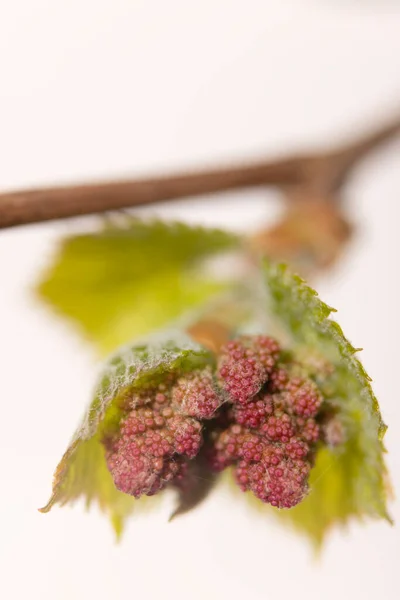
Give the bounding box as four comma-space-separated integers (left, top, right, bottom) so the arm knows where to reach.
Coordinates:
0, 114, 399, 229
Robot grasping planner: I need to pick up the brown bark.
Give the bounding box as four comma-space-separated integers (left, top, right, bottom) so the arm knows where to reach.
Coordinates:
0, 114, 399, 229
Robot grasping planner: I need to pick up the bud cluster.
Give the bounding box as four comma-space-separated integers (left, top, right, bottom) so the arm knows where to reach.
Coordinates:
104, 335, 330, 510
104, 368, 219, 497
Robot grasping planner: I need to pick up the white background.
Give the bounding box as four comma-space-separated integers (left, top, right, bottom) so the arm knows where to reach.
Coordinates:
1, 2, 400, 599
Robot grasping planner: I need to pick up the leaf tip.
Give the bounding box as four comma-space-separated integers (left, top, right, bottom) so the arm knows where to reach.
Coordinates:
385, 513, 395, 527
168, 509, 179, 523
38, 495, 56, 514
167, 500, 192, 523
111, 515, 125, 542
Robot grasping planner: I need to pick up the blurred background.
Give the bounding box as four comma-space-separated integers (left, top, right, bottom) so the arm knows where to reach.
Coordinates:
0, 1, 399, 599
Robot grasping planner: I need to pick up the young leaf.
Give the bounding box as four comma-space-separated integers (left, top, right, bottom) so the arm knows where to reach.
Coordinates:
262, 261, 390, 545
40, 332, 214, 537
37, 219, 240, 353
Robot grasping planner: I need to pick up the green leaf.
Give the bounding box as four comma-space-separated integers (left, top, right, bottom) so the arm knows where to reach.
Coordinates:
40, 332, 214, 537
37, 219, 240, 353
263, 261, 391, 546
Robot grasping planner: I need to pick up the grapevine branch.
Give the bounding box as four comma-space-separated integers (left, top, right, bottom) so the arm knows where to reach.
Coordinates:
0, 115, 399, 229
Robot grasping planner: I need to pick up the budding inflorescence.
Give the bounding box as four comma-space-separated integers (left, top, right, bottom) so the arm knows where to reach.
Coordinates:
103, 335, 333, 510
104, 381, 203, 497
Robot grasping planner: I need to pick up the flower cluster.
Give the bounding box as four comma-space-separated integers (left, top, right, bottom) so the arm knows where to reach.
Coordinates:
104, 335, 327, 509
104, 378, 206, 497
217, 336, 280, 404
